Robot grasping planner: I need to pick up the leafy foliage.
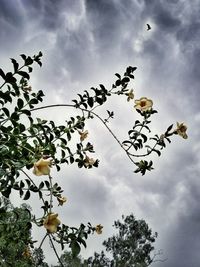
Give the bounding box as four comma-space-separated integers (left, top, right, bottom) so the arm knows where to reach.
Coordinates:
86, 214, 157, 267
0, 52, 186, 264
57, 214, 158, 267
0, 197, 34, 266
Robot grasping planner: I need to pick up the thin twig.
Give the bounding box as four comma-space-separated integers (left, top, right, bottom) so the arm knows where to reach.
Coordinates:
48, 175, 53, 213
49, 234, 64, 267
20, 169, 45, 204
31, 104, 137, 164
38, 233, 48, 249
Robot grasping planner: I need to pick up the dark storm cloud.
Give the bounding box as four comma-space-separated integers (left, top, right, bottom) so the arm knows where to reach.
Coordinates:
0, 0, 22, 26
143, 0, 181, 30
0, 0, 200, 266
85, 0, 121, 50
20, 0, 66, 31
0, 0, 25, 53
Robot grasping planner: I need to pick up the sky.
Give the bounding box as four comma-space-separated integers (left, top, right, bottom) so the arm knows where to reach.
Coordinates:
0, 0, 200, 266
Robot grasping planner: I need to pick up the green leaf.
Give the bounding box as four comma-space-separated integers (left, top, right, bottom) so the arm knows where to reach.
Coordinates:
10, 58, 19, 72
153, 149, 161, 156
2, 107, 10, 117
39, 182, 44, 190
23, 190, 30, 200
122, 77, 130, 83
10, 112, 19, 121
115, 73, 121, 79
21, 109, 31, 116
166, 124, 173, 133
141, 134, 148, 143
28, 66, 33, 73
115, 79, 121, 86
25, 56, 33, 66
16, 71, 30, 80
5, 72, 16, 83
19, 123, 26, 132
20, 54, 27, 61
71, 241, 81, 257
2, 187, 11, 198
0, 68, 6, 80
87, 97, 94, 108
17, 98, 24, 109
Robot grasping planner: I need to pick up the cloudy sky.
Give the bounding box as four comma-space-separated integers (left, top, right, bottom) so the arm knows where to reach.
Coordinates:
1, 0, 200, 266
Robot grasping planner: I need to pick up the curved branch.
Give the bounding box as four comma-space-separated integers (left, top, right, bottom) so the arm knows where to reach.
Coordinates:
49, 234, 64, 267
31, 104, 137, 165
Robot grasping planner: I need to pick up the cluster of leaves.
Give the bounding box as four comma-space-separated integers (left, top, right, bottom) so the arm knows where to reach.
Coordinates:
54, 222, 96, 258
0, 197, 33, 266
71, 66, 177, 175
56, 214, 158, 267
0, 53, 102, 259
0, 53, 98, 201
122, 109, 175, 175
72, 66, 137, 111
0, 197, 49, 266
0, 52, 184, 262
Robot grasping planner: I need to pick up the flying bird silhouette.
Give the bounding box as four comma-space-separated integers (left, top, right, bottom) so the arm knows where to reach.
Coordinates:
147, 24, 151, 31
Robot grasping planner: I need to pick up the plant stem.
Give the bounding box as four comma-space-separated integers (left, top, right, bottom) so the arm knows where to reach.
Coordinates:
31, 104, 136, 164
38, 233, 48, 249
49, 234, 64, 267
48, 175, 53, 213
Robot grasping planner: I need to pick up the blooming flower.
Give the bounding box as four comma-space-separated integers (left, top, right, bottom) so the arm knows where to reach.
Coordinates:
134, 97, 153, 112
95, 224, 103, 234
175, 122, 188, 139
23, 86, 32, 92
33, 158, 52, 176
22, 246, 32, 258
57, 196, 67, 206
43, 213, 61, 233
84, 155, 96, 168
79, 130, 89, 142
125, 89, 134, 101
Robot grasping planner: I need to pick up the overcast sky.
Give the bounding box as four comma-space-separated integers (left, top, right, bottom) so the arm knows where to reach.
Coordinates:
1, 0, 200, 266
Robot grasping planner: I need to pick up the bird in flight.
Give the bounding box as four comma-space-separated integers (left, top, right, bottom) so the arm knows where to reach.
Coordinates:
147, 24, 151, 31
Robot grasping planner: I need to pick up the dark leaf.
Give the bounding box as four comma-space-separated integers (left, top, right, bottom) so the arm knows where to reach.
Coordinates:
71, 241, 81, 257
122, 77, 130, 83
17, 98, 24, 109
2, 187, 11, 198
21, 109, 31, 116
20, 54, 27, 61
0, 68, 6, 80
115, 73, 121, 79
153, 149, 161, 157
115, 79, 121, 86
2, 107, 10, 117
25, 56, 33, 65
10, 58, 19, 72
166, 124, 173, 133
23, 190, 30, 200
17, 71, 30, 80
5, 72, 16, 83
87, 97, 94, 108
141, 134, 148, 143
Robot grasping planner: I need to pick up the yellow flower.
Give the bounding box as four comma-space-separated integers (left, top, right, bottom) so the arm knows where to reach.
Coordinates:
57, 196, 67, 206
84, 155, 96, 168
23, 86, 32, 92
22, 246, 32, 258
175, 122, 188, 139
95, 224, 103, 234
79, 130, 89, 142
134, 97, 153, 112
33, 158, 52, 176
43, 213, 61, 233
125, 89, 134, 101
